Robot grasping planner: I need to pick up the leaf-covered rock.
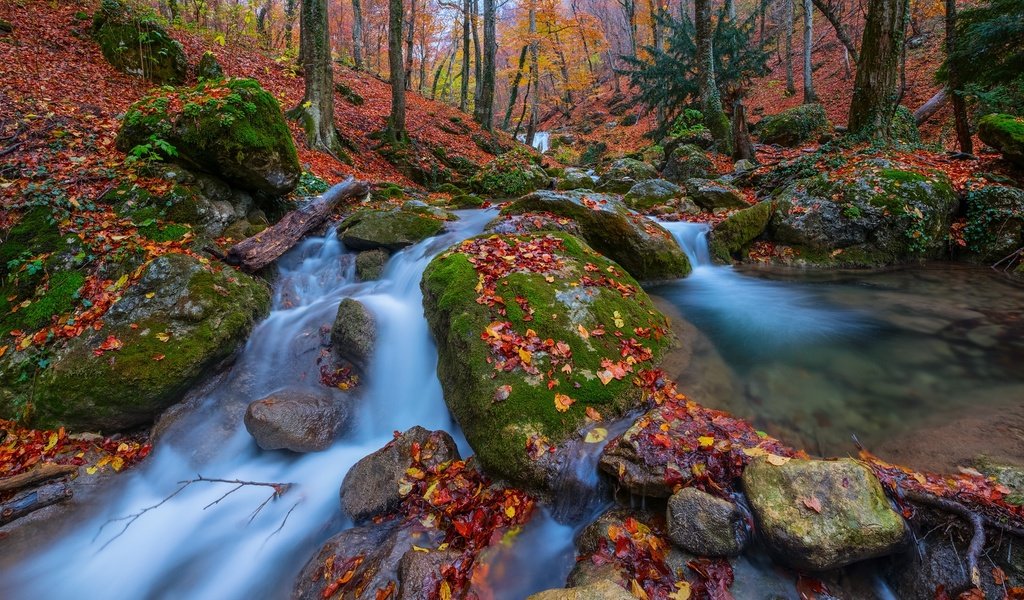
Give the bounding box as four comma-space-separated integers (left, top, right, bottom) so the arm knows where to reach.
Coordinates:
0, 253, 270, 430
338, 208, 446, 252
116, 78, 301, 196
92, 0, 187, 83
742, 457, 908, 571
978, 113, 1024, 167
501, 190, 691, 281
422, 233, 673, 489
755, 103, 831, 147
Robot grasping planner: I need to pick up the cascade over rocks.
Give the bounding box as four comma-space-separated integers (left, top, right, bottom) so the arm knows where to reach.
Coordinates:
741, 457, 908, 571
421, 232, 674, 489
92, 0, 187, 84
116, 78, 301, 196
0, 254, 270, 430
243, 388, 348, 452
501, 190, 691, 281
340, 426, 459, 523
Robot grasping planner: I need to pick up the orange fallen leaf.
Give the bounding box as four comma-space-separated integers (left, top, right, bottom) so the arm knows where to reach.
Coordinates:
554, 393, 575, 412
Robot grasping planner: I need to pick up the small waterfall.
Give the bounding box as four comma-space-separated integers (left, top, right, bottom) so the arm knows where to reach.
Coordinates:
660, 221, 712, 267
516, 130, 550, 153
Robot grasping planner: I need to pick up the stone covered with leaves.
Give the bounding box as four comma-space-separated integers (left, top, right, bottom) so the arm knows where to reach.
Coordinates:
501, 190, 691, 281
755, 103, 831, 147
92, 0, 187, 84
116, 78, 301, 196
0, 253, 270, 430
422, 233, 673, 488
469, 147, 549, 198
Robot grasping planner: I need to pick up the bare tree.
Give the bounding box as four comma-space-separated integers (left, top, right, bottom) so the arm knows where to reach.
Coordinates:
784, 0, 795, 94
474, 0, 497, 129
802, 0, 817, 103
352, 0, 364, 69
695, 0, 732, 152
945, 0, 971, 153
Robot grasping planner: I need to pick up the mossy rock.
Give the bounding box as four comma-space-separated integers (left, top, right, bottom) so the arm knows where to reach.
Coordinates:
686, 178, 748, 212
755, 103, 831, 147
0, 254, 271, 430
196, 50, 225, 81
334, 81, 365, 106
0, 207, 69, 281
709, 201, 774, 263
979, 113, 1024, 167
742, 457, 907, 571
502, 190, 691, 281
92, 0, 187, 84
963, 184, 1024, 263
449, 193, 484, 209
421, 232, 673, 489
339, 208, 445, 252
623, 179, 682, 211
557, 168, 596, 192
595, 158, 657, 193
116, 78, 301, 196
470, 148, 549, 198
355, 249, 389, 281
765, 158, 958, 267
890, 106, 920, 145
662, 144, 714, 184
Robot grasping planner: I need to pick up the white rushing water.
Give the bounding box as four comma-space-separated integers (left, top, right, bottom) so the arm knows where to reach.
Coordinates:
516, 131, 550, 153
2, 203, 496, 600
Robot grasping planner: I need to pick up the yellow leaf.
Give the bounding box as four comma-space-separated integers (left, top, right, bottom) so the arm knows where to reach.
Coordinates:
613, 310, 624, 328
86, 466, 98, 475
0, 345, 7, 358
145, 292, 156, 299
742, 447, 767, 457
584, 427, 608, 443
670, 581, 692, 600
518, 347, 532, 365
111, 456, 125, 472
412, 545, 430, 553
630, 579, 649, 600
440, 581, 452, 600
597, 369, 613, 385
554, 393, 575, 412
766, 454, 791, 466
156, 332, 171, 342
505, 505, 516, 518
577, 324, 589, 339
585, 406, 603, 421
544, 275, 554, 283
698, 436, 714, 449
43, 432, 59, 452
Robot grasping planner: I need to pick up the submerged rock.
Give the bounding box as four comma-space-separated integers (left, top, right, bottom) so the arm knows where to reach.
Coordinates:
93, 0, 187, 83
116, 78, 301, 196
501, 190, 690, 281
421, 233, 673, 489
742, 457, 907, 571
331, 298, 376, 372
340, 426, 459, 523
0, 254, 269, 430
244, 388, 347, 452
596, 158, 658, 193
339, 208, 445, 252
666, 487, 749, 557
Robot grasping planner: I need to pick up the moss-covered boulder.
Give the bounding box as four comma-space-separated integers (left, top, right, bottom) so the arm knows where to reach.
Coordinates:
557, 168, 596, 191
92, 0, 187, 84
662, 144, 714, 184
196, 50, 225, 81
116, 78, 301, 196
708, 201, 774, 263
596, 158, 658, 193
421, 233, 673, 489
755, 103, 831, 147
686, 178, 748, 212
963, 184, 1024, 263
0, 254, 270, 430
890, 106, 921, 145
470, 148, 549, 198
742, 457, 907, 571
501, 190, 691, 281
979, 113, 1024, 167
355, 249, 389, 281
624, 179, 682, 210
339, 208, 445, 252
766, 158, 958, 267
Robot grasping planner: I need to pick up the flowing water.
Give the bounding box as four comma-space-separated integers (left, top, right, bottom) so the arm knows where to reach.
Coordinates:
3, 211, 1022, 599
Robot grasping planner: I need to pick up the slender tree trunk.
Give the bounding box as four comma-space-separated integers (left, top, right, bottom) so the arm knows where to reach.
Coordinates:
526, 0, 539, 146
460, 0, 471, 112
387, 0, 407, 142
811, 0, 858, 63
472, 0, 482, 104
570, 0, 595, 74
351, 0, 363, 68
404, 0, 416, 89
848, 0, 910, 138
945, 0, 972, 154
802, 0, 817, 103
784, 0, 795, 94
418, 18, 428, 94
474, 0, 497, 130
732, 100, 755, 160
725, 0, 736, 19
284, 0, 298, 51
293, 0, 341, 155
695, 0, 732, 152
503, 45, 529, 130
647, 0, 662, 52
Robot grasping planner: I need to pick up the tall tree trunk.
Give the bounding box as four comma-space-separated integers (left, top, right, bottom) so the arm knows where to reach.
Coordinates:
526, 0, 539, 146
784, 0, 795, 94
404, 0, 416, 90
811, 0, 858, 63
474, 0, 497, 130
848, 0, 910, 139
418, 18, 428, 94
945, 0, 972, 154
695, 0, 732, 152
351, 0, 363, 68
284, 0, 298, 51
387, 0, 407, 142
472, 0, 482, 104
647, 0, 662, 52
725, 0, 736, 19
503, 45, 529, 130
293, 0, 341, 155
570, 0, 595, 74
802, 0, 817, 103
460, 0, 471, 112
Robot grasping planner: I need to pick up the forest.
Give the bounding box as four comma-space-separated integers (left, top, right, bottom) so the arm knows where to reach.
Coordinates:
0, 0, 1023, 598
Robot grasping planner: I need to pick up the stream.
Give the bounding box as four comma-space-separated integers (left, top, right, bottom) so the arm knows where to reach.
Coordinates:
2, 212, 1022, 598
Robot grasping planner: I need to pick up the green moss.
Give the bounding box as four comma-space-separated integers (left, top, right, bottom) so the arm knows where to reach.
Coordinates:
756, 104, 831, 147
978, 113, 1024, 166
92, 0, 187, 83
471, 148, 549, 198
0, 272, 85, 339
138, 222, 190, 242
423, 232, 672, 488
709, 201, 773, 263
0, 208, 65, 280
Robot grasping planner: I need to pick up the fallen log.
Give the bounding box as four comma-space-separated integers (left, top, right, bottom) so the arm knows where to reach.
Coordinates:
914, 88, 950, 125
224, 177, 369, 272
0, 462, 78, 494
1, 481, 73, 526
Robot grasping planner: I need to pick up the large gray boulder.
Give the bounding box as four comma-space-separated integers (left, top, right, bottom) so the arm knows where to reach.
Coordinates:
686, 178, 748, 212
331, 298, 376, 372
742, 457, 908, 571
340, 426, 459, 522
624, 179, 682, 210
963, 184, 1024, 263
339, 208, 445, 252
557, 168, 596, 191
527, 581, 632, 600
663, 144, 714, 184
244, 388, 347, 452
666, 487, 749, 557
755, 103, 831, 147
978, 113, 1024, 168
501, 190, 690, 281
596, 158, 658, 193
